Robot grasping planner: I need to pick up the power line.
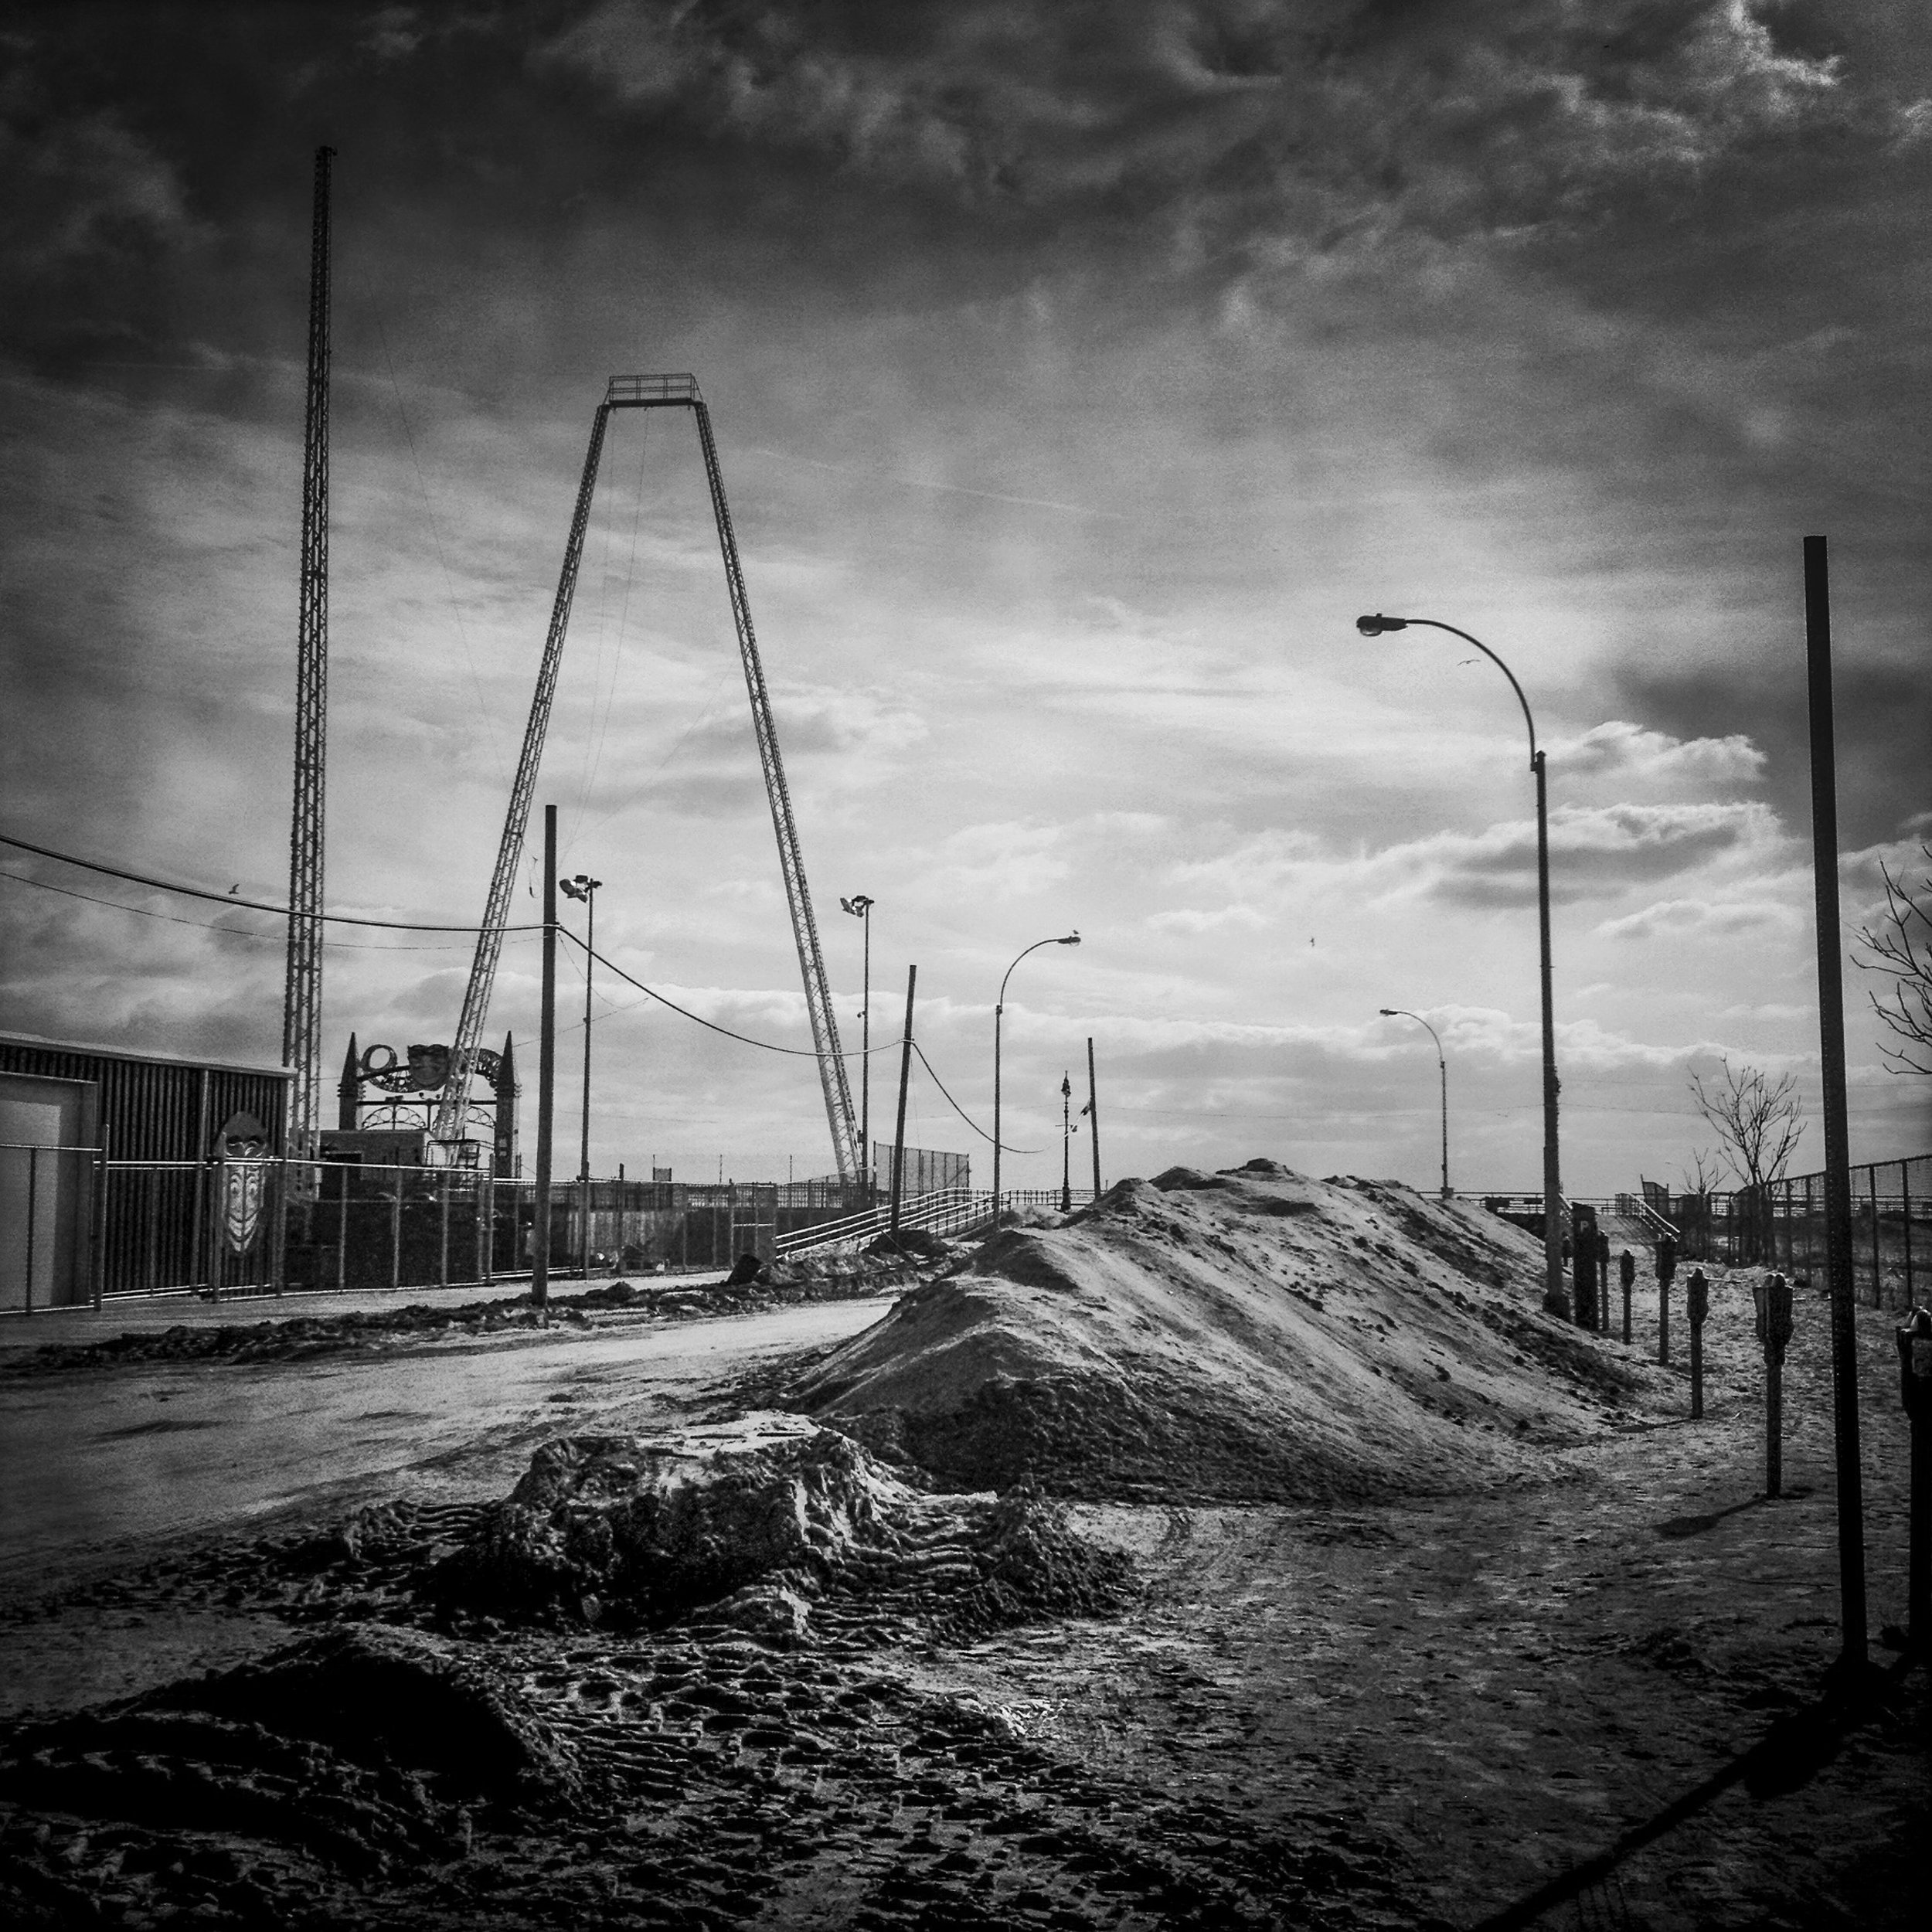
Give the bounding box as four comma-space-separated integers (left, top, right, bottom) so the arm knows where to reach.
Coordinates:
0, 868, 510, 952
0, 833, 540, 933
574, 934, 897, 1060
913, 1041, 1041, 1154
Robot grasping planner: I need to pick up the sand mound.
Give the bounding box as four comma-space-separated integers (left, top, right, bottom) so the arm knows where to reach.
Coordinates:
791, 1160, 1662, 1503
433, 1413, 1134, 1638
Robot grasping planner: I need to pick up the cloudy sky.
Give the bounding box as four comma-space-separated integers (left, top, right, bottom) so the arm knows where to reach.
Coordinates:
3, 0, 1930, 1194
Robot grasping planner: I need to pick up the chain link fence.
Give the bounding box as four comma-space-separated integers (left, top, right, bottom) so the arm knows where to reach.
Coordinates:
1664, 1152, 1929, 1310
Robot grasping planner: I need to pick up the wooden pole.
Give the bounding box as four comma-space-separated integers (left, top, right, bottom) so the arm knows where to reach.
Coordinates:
534, 804, 557, 1311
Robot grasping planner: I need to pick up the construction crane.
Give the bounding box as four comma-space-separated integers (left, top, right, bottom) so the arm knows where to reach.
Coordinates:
282, 145, 333, 1181
431, 374, 863, 1185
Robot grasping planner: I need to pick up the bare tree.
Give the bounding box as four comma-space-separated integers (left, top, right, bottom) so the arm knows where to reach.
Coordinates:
1857, 842, 1932, 1077
1688, 1060, 1804, 1264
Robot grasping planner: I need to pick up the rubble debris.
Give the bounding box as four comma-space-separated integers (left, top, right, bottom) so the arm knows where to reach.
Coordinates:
430, 1414, 1134, 1638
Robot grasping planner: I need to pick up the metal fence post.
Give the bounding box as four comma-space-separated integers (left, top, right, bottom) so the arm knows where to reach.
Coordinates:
390, 1172, 402, 1292
92, 1132, 111, 1311
1905, 1159, 1915, 1307
1869, 1165, 1883, 1308
439, 1172, 451, 1287
23, 1145, 38, 1315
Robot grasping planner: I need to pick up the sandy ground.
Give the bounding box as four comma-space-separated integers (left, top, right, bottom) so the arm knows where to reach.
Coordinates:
0, 1230, 1925, 1929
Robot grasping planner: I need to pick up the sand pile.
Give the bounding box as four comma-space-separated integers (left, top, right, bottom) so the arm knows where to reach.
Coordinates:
790, 1159, 1664, 1504
433, 1413, 1132, 1638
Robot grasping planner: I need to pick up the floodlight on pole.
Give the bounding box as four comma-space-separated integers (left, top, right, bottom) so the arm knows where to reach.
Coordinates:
840, 894, 874, 1198
992, 932, 1081, 1217
1380, 1007, 1450, 1199
1354, 613, 1566, 1318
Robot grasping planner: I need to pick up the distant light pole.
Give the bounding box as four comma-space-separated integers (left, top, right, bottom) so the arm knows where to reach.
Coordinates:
1356, 614, 1567, 1318
1060, 1070, 1074, 1213
560, 872, 601, 1277
992, 932, 1081, 1216
1380, 1008, 1451, 1199
840, 894, 874, 1199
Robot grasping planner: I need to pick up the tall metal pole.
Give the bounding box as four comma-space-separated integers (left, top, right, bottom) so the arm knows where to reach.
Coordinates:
1087, 1036, 1101, 1202
533, 807, 558, 1311
283, 145, 333, 1184
1355, 617, 1563, 1313
1804, 534, 1867, 1672
1061, 1071, 1073, 1213
843, 895, 873, 1198
1533, 749, 1565, 1313
889, 966, 916, 1238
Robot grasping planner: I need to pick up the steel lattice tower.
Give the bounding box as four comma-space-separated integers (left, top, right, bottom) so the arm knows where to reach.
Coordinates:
434, 375, 862, 1183
283, 145, 333, 1165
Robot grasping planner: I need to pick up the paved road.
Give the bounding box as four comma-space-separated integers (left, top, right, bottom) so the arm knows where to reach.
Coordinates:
0, 1271, 728, 1358
0, 1295, 894, 1590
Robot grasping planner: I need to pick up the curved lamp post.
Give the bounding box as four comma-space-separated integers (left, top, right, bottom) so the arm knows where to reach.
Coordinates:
559, 872, 601, 1277
1356, 614, 1567, 1318
1380, 1008, 1450, 1200
840, 894, 873, 1198
992, 933, 1081, 1216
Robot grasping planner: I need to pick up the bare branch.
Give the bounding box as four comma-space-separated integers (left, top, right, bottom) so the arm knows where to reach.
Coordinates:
1856, 842, 1932, 1076
1680, 1146, 1723, 1196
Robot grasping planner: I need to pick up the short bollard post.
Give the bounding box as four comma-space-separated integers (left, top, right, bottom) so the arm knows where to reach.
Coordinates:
1687, 1267, 1709, 1420
1752, 1272, 1794, 1498
1656, 1233, 1678, 1365
1573, 1202, 1599, 1331
1597, 1230, 1612, 1333
1619, 1248, 1636, 1345
1896, 1305, 1932, 1649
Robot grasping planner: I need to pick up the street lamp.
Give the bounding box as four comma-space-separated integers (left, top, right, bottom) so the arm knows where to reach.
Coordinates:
1060, 1070, 1074, 1213
840, 894, 874, 1199
560, 872, 601, 1277
1379, 1008, 1451, 1199
992, 932, 1081, 1217
1355, 613, 1567, 1318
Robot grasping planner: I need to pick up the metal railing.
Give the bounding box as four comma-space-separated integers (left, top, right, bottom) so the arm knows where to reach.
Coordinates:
776, 1186, 1087, 1259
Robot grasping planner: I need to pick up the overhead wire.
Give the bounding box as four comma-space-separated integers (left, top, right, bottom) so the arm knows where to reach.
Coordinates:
0, 832, 540, 933
0, 869, 515, 953
913, 1041, 1041, 1154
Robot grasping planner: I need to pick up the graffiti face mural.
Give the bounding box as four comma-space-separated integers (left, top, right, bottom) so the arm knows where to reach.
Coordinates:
213, 1111, 270, 1255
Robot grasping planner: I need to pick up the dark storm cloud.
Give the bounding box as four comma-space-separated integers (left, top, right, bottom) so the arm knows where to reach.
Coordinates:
539, 0, 1879, 257
1617, 651, 1932, 849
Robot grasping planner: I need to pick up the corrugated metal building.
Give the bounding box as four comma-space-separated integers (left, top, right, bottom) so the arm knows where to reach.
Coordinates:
1, 1032, 288, 1309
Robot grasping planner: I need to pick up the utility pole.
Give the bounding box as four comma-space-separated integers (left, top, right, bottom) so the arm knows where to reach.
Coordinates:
1804, 535, 1867, 1675
889, 966, 916, 1240
1086, 1036, 1100, 1201
283, 145, 333, 1189
533, 806, 558, 1312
